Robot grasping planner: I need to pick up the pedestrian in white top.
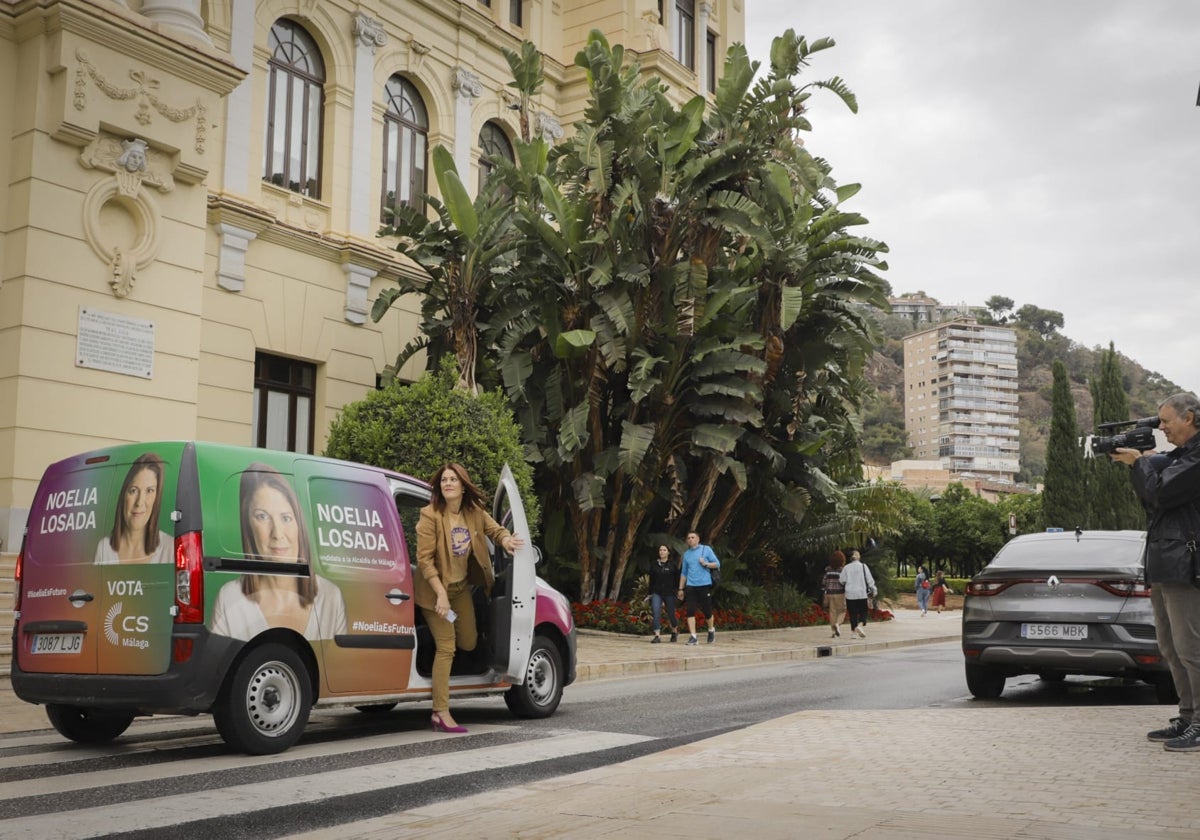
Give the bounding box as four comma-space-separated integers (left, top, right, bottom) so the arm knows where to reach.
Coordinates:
838, 550, 876, 638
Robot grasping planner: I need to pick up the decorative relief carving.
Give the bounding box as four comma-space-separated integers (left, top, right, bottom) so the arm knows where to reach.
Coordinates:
536, 113, 564, 143
353, 14, 387, 53
452, 66, 484, 99
80, 134, 176, 195
408, 39, 430, 72
74, 49, 208, 154
81, 177, 161, 299
641, 11, 661, 49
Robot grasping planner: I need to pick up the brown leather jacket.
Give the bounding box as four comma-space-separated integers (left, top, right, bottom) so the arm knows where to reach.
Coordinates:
412, 503, 510, 609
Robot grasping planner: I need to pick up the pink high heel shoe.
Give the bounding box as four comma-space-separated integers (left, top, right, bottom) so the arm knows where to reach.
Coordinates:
431, 712, 467, 734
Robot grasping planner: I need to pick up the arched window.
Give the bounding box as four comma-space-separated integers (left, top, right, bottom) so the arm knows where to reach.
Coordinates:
263, 20, 325, 198
381, 76, 428, 221
477, 121, 515, 193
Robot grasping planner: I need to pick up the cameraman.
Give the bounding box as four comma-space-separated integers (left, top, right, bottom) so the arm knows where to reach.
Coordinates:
1111, 392, 1200, 752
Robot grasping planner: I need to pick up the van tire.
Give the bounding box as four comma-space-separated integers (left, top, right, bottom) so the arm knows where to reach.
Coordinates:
214, 643, 312, 755
504, 634, 563, 718
46, 704, 134, 744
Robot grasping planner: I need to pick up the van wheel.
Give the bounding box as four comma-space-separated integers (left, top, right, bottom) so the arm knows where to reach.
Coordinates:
46, 704, 134, 744
214, 643, 311, 755
965, 663, 1006, 699
504, 635, 563, 718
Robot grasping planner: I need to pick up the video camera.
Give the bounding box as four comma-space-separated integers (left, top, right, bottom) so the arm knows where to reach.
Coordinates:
1088, 416, 1161, 456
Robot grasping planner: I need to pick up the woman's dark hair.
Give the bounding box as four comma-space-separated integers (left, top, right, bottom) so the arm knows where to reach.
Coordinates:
830, 550, 846, 570
428, 462, 487, 513
108, 452, 165, 556
238, 462, 316, 606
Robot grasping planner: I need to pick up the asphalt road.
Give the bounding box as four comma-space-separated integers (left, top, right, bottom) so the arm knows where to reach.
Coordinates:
0, 642, 1166, 839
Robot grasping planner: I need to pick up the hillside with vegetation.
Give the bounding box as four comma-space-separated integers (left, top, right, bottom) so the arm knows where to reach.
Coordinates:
861, 296, 1181, 483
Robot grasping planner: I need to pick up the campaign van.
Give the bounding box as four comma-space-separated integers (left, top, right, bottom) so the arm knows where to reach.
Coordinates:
11, 442, 576, 754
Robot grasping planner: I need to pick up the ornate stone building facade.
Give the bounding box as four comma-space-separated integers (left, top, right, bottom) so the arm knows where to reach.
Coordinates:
0, 0, 744, 550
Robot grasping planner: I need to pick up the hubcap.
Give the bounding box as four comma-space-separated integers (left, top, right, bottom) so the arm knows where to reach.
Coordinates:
246, 661, 300, 737
524, 651, 557, 706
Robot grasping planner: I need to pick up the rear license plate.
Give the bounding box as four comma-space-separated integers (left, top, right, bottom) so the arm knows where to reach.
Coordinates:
31, 634, 84, 654
1020, 623, 1088, 640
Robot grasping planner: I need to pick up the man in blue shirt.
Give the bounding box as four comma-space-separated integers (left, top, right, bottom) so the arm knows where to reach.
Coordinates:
677, 531, 720, 644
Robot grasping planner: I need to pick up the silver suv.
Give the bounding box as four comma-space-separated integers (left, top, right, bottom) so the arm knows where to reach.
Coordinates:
962, 529, 1176, 703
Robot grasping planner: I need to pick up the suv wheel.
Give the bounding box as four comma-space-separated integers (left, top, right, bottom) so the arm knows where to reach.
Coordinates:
965, 663, 1006, 699
1148, 674, 1179, 705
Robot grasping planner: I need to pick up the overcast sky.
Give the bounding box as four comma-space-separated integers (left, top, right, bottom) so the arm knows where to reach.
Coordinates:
743, 1, 1200, 395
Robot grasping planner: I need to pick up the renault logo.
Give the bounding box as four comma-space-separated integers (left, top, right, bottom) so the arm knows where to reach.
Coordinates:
1047, 575, 1060, 590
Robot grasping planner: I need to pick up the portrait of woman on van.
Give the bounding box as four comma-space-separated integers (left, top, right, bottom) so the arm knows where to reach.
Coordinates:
210, 463, 347, 642
415, 463, 524, 734
94, 453, 173, 565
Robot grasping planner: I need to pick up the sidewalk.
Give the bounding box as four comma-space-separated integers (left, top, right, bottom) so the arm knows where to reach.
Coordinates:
5, 611, 1195, 839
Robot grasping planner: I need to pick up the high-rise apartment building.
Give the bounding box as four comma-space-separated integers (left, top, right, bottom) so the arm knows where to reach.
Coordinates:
902, 318, 1020, 481
0, 0, 744, 550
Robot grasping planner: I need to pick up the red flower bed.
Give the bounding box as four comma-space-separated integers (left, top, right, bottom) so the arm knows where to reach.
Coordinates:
572, 600, 893, 634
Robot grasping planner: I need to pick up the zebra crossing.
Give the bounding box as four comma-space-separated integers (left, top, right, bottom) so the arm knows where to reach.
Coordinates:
0, 709, 655, 839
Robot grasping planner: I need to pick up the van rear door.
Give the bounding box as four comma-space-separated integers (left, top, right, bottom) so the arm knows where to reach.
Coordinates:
17, 446, 179, 677
491, 465, 537, 681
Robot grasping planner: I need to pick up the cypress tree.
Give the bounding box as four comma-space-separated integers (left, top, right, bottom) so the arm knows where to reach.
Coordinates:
1087, 344, 1145, 529
1043, 360, 1087, 530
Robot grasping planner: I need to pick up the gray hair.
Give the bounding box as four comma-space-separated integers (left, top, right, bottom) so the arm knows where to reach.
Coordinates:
1159, 392, 1200, 428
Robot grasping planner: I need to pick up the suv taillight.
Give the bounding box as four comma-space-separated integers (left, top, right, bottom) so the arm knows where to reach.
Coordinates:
1097, 579, 1150, 597
174, 531, 204, 624
965, 580, 1012, 596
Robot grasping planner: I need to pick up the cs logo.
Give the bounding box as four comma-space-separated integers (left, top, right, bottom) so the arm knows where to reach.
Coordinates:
103, 601, 150, 645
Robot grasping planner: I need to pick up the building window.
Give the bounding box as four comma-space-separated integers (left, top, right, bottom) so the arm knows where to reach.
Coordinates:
675, 0, 695, 70
706, 29, 718, 93
478, 121, 515, 193
382, 75, 428, 222
252, 353, 315, 454
509, 0, 522, 26
263, 19, 325, 198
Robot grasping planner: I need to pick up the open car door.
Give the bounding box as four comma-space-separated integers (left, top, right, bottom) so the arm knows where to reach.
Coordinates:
491, 465, 537, 681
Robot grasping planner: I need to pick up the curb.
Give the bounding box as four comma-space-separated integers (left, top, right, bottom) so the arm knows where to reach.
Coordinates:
575, 633, 960, 682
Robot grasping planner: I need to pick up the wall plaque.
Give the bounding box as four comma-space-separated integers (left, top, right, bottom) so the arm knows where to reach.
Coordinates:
76, 307, 155, 379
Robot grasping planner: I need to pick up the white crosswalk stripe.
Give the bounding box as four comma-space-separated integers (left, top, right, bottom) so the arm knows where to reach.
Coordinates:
0, 723, 654, 840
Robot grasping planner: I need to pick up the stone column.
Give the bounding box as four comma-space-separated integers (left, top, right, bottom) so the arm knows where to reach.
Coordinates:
451, 67, 483, 191
139, 0, 212, 46
349, 14, 387, 237
216, 0, 257, 293
698, 2, 713, 90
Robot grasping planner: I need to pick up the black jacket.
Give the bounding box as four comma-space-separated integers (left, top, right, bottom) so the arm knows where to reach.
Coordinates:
648, 558, 681, 597
1130, 432, 1200, 584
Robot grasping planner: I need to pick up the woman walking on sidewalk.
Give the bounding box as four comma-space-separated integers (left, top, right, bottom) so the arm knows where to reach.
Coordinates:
822, 551, 847, 637
930, 570, 953, 614
647, 545, 680, 643
915, 565, 931, 616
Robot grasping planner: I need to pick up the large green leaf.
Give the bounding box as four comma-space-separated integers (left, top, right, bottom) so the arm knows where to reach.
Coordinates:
618, 421, 656, 474
554, 329, 597, 359
431, 146, 478, 240
691, 424, 743, 453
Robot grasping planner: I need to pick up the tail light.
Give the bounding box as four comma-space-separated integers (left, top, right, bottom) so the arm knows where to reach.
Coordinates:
965, 580, 1012, 596
1097, 579, 1150, 597
174, 531, 204, 624
13, 547, 23, 612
